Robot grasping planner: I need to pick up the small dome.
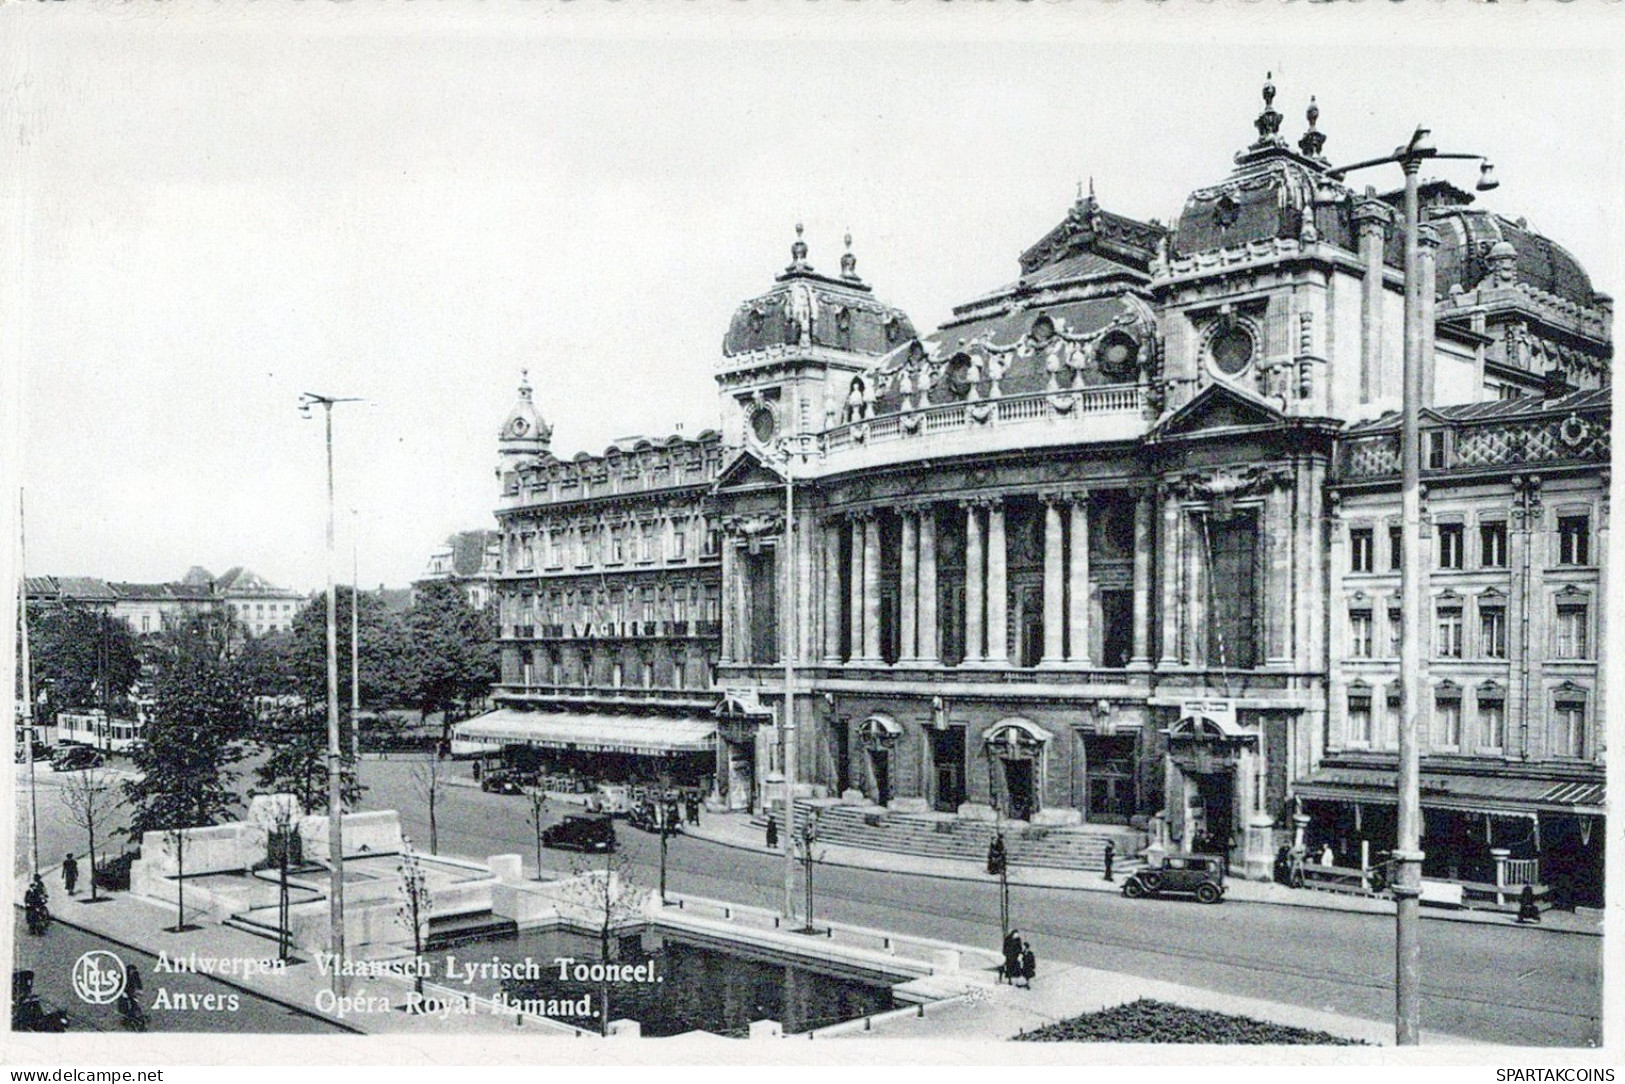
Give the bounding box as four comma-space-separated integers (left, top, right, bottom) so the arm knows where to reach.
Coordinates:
498, 370, 553, 453
723, 227, 917, 358
1430, 210, 1598, 307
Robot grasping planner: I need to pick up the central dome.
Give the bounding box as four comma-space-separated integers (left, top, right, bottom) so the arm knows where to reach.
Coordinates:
723, 226, 917, 358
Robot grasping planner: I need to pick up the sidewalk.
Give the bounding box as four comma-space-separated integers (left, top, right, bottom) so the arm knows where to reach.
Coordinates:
683, 811, 1603, 936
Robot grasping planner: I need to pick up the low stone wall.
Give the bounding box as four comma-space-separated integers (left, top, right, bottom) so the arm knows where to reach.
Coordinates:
299, 811, 403, 862
139, 824, 260, 877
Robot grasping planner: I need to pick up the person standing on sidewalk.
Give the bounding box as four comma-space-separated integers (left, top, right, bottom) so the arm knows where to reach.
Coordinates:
1019, 941, 1036, 989
1001, 929, 1021, 984
1102, 840, 1115, 882
1517, 884, 1542, 924
765, 814, 778, 850
62, 853, 79, 896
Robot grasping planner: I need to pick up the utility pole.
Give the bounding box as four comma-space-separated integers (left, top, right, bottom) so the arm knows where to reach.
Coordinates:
1327, 128, 1496, 1046
301, 392, 362, 990
351, 512, 360, 761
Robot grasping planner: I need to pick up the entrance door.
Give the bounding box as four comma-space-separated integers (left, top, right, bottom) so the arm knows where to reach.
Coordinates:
831, 718, 851, 796
1192, 770, 1234, 855
726, 741, 755, 812
1084, 735, 1137, 822
868, 749, 891, 807
1002, 758, 1037, 821
928, 727, 966, 812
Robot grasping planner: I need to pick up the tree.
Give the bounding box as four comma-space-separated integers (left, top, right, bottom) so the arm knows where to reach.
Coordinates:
252, 700, 364, 814
524, 787, 549, 880
25, 606, 141, 714
288, 588, 416, 713
232, 631, 298, 700
59, 767, 123, 903
258, 794, 303, 962
397, 838, 432, 1003
561, 849, 646, 1037
408, 754, 446, 855
405, 580, 498, 737
125, 654, 249, 839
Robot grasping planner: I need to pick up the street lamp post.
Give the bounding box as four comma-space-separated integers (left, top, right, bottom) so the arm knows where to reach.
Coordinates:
300, 392, 362, 990
768, 433, 817, 923
1326, 128, 1497, 1046
17, 489, 39, 878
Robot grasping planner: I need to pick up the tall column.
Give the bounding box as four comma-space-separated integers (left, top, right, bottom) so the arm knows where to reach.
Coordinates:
862, 513, 882, 663
986, 499, 1009, 665
918, 507, 939, 664
1419, 224, 1440, 407
900, 510, 919, 663
1148, 486, 1169, 668
1354, 199, 1392, 406
1041, 497, 1066, 665
964, 503, 985, 663
822, 520, 842, 663
1069, 496, 1091, 664
720, 531, 737, 663
847, 517, 864, 663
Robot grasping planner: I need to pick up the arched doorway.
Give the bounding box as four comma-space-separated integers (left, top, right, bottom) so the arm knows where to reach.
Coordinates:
857, 714, 902, 807
983, 718, 1051, 822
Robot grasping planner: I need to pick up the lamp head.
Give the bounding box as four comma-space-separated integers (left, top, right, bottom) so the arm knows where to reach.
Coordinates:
1405, 126, 1436, 157
1475, 160, 1500, 192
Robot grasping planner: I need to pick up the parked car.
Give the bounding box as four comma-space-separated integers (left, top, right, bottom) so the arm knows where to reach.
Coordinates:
583, 783, 632, 816
51, 745, 105, 772
541, 814, 617, 853
13, 741, 51, 765
627, 799, 682, 835
480, 771, 526, 796
1122, 853, 1226, 904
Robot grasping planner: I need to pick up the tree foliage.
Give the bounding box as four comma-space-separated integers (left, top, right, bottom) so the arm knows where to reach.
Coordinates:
251, 700, 364, 814
23, 606, 141, 713
287, 588, 415, 710
406, 580, 497, 730
124, 653, 250, 838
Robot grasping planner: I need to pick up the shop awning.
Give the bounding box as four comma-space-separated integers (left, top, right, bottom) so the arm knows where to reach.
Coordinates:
453, 709, 716, 757
1294, 766, 1605, 818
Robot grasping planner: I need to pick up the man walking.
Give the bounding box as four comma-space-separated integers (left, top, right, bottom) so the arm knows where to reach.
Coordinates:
765, 814, 778, 850
62, 853, 79, 897
1102, 840, 1115, 882
1001, 929, 1021, 985
1019, 940, 1037, 990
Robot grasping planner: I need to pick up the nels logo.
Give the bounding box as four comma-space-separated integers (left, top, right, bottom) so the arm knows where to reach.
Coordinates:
71, 951, 127, 1005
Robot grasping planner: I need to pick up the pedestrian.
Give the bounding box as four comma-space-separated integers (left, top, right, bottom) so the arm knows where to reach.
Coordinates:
62, 853, 78, 896
1102, 840, 1115, 883
765, 814, 778, 849
1019, 940, 1036, 989
1319, 843, 1334, 867
1001, 929, 1021, 984
686, 794, 700, 825
1517, 884, 1542, 924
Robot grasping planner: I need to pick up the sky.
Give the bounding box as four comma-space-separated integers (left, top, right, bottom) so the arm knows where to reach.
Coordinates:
3, 4, 1620, 593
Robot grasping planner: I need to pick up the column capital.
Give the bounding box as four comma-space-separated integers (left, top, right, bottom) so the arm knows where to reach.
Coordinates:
1352, 197, 1395, 233
1417, 223, 1442, 252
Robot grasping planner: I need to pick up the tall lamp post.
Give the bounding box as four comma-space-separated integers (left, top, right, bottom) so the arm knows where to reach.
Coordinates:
300, 392, 362, 990
1325, 127, 1497, 1046
766, 432, 818, 922
17, 489, 39, 878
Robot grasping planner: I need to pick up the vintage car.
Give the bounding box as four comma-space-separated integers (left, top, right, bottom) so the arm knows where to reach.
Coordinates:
51, 745, 105, 772
480, 771, 527, 796
541, 814, 617, 853
583, 783, 632, 816
627, 798, 683, 835
1121, 853, 1227, 904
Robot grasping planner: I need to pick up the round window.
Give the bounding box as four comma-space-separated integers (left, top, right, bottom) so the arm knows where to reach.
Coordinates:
1210, 326, 1255, 376
1097, 331, 1138, 380
750, 407, 778, 443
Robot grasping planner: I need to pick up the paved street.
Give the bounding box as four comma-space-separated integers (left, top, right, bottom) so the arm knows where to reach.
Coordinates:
14, 757, 1602, 1046
364, 760, 1600, 1047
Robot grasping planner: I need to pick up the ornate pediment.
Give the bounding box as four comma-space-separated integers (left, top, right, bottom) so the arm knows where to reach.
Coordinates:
1153, 380, 1286, 439
713, 448, 787, 493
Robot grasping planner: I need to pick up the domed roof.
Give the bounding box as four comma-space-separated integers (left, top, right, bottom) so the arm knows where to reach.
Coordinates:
723, 226, 917, 358
1428, 205, 1598, 307
498, 370, 553, 455
1170, 77, 1356, 258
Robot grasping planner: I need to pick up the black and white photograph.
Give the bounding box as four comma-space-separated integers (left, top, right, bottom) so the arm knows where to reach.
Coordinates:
3, 2, 1617, 1069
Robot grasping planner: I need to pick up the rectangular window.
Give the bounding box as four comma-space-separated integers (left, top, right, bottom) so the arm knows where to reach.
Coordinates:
672, 528, 686, 559
1477, 697, 1505, 750
1480, 521, 1507, 568
1426, 430, 1449, 470
1349, 611, 1373, 658
1205, 510, 1258, 669
1555, 603, 1589, 659
1558, 514, 1590, 565
1387, 607, 1402, 657
610, 528, 626, 564
1349, 528, 1374, 574
1383, 695, 1402, 749
1433, 694, 1462, 749
639, 528, 655, 562
1348, 695, 1373, 745
1437, 523, 1464, 570
1479, 606, 1507, 659
1435, 604, 1463, 658
1550, 696, 1586, 758
1389, 525, 1403, 571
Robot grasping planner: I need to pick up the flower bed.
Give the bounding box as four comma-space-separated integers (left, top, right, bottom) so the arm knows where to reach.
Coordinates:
1012, 999, 1367, 1045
